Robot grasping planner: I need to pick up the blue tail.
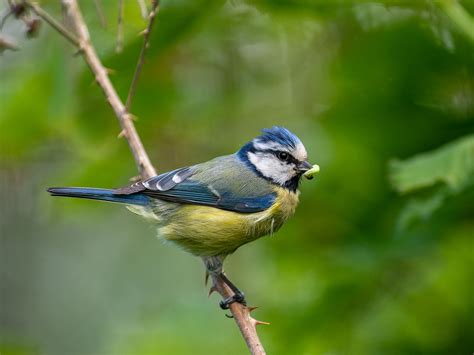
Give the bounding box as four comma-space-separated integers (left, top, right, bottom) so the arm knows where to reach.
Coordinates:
47, 187, 150, 206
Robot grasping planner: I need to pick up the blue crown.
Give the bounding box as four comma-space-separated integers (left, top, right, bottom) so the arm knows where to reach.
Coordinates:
257, 126, 301, 149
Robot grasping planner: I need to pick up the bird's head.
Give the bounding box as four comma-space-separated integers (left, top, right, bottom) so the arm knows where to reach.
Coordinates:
237, 126, 314, 191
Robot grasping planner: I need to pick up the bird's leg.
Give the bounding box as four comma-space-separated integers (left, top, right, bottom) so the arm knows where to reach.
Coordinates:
202, 256, 247, 310
218, 272, 247, 310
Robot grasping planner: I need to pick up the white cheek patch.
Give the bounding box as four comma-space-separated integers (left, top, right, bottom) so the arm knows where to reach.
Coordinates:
248, 152, 296, 185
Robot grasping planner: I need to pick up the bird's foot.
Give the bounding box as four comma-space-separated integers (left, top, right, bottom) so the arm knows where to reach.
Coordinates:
219, 292, 246, 310
217, 272, 248, 310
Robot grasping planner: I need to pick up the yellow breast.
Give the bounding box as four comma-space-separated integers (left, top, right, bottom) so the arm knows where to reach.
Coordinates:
157, 187, 299, 257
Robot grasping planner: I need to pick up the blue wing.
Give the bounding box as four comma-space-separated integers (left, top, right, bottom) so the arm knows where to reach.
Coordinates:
143, 180, 276, 213
114, 166, 276, 213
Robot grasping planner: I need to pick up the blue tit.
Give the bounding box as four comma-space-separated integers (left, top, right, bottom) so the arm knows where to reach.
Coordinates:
48, 126, 317, 308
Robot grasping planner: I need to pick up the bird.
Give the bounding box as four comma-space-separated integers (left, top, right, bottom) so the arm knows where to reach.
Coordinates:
48, 126, 318, 309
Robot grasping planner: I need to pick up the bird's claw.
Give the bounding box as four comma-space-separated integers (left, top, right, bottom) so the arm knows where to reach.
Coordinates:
219, 292, 246, 310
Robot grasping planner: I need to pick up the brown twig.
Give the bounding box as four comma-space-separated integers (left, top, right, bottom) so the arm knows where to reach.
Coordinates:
126, 0, 159, 111
26, 1, 78, 46
0, 36, 19, 53
20, 1, 267, 353
137, 0, 148, 19
211, 275, 267, 355
116, 0, 124, 52
93, 0, 107, 28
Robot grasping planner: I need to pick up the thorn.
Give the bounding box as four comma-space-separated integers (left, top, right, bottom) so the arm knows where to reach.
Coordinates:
208, 286, 217, 297
247, 306, 259, 313
104, 67, 116, 75
138, 28, 148, 36
254, 319, 270, 326
127, 113, 138, 121
204, 271, 209, 286
118, 130, 126, 138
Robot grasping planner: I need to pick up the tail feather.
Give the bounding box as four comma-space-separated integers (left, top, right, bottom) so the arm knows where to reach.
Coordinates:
47, 187, 149, 206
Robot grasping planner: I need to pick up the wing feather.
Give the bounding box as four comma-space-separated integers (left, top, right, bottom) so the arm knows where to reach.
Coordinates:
113, 165, 275, 213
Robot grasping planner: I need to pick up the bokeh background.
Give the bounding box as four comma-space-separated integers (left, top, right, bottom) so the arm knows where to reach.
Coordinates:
1, 1, 473, 354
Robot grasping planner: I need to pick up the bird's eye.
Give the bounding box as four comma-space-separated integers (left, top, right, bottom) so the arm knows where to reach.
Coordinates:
277, 151, 289, 161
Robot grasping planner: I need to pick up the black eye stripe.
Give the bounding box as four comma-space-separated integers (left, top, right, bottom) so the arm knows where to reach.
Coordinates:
287, 155, 298, 164
257, 149, 297, 164
285, 154, 298, 164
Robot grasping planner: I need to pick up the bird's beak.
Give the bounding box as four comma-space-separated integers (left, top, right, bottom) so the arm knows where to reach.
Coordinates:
297, 161, 313, 172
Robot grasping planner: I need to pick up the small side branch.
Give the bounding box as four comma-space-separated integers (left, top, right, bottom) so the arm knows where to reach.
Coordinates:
27, 1, 79, 46
116, 0, 124, 52
137, 0, 148, 19
0, 36, 19, 52
126, 0, 160, 110
93, 0, 107, 28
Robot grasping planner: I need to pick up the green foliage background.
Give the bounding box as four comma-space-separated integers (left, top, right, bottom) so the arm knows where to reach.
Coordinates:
1, 1, 473, 354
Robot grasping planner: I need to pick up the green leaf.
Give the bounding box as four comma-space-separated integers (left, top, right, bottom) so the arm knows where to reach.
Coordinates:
389, 135, 474, 194
395, 188, 448, 232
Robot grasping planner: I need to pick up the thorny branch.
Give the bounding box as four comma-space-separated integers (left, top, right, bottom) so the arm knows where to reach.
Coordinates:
210, 275, 268, 355
126, 0, 160, 110
93, 0, 107, 29
19, 1, 77, 44
12, 1, 268, 353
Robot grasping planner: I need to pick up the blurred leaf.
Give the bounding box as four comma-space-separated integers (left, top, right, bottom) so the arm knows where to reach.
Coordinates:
389, 134, 474, 194
415, 68, 474, 120
437, 0, 474, 43
396, 188, 448, 232
353, 3, 415, 31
